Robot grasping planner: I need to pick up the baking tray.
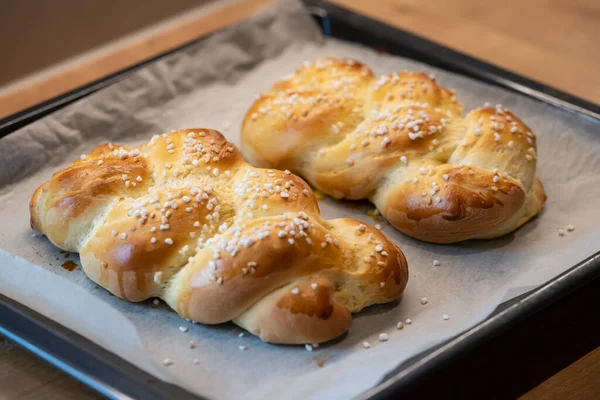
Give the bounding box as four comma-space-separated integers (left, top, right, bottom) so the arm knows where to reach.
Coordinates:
1, 1, 599, 399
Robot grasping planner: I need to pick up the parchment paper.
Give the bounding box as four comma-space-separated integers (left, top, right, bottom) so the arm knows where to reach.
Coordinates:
1, 1, 599, 399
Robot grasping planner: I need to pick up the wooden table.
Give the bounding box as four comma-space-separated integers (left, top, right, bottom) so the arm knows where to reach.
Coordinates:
1, 0, 599, 398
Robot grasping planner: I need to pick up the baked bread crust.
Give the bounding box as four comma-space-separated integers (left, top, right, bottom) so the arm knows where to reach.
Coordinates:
241, 58, 547, 243
30, 129, 408, 344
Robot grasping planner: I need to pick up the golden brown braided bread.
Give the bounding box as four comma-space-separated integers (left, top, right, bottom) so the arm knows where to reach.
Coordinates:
241, 58, 546, 243
30, 129, 408, 344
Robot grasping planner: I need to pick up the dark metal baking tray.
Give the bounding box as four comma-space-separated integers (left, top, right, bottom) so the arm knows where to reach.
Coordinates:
1, 1, 599, 399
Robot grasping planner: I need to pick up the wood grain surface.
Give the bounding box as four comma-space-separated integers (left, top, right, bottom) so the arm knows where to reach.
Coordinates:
0, 0, 206, 87
331, 0, 600, 105
0, 0, 271, 119
1, 0, 599, 399
521, 348, 600, 400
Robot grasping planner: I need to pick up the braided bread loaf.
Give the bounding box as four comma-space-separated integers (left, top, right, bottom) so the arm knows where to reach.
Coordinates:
241, 58, 547, 243
30, 129, 408, 344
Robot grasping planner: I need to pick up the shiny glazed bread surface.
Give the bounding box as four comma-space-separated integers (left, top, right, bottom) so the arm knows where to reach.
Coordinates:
241, 58, 546, 243
30, 129, 408, 344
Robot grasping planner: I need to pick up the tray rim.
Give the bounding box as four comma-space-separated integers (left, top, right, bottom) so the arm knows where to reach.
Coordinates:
0, 294, 202, 400
1, 1, 599, 399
